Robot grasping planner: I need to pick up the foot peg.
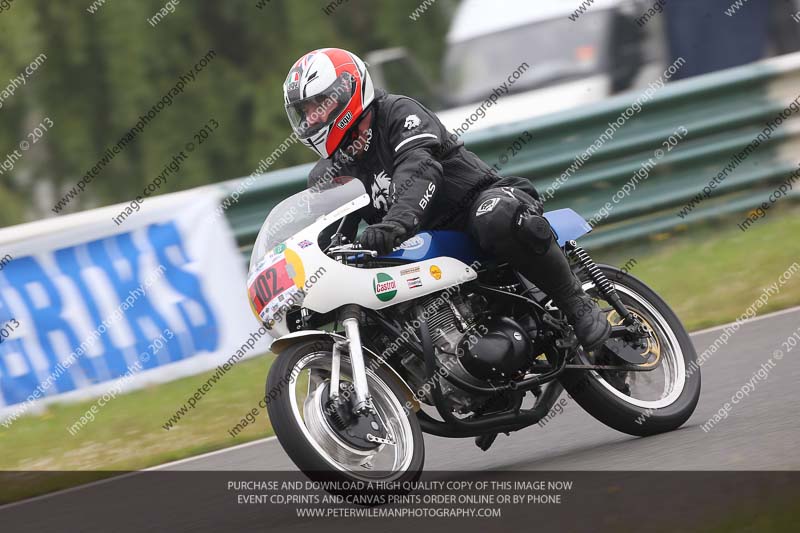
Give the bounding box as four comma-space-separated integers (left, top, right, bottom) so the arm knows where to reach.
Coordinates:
475, 433, 498, 451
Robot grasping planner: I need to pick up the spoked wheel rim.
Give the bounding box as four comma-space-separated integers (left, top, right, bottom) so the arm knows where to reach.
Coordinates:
582, 282, 687, 409
288, 351, 416, 480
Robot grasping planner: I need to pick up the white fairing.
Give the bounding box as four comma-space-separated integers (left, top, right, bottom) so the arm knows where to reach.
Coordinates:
291, 193, 476, 314
247, 180, 478, 339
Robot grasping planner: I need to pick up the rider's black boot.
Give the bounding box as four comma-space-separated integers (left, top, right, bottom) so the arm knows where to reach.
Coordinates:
517, 222, 611, 351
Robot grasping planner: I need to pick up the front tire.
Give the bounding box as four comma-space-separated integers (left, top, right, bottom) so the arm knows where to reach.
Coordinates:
558, 265, 701, 437
266, 339, 425, 484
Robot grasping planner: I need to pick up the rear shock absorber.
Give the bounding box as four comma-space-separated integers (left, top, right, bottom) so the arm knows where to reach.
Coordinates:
566, 240, 634, 324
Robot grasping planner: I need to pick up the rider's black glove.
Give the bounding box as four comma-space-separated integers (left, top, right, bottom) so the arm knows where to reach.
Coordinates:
357, 221, 407, 255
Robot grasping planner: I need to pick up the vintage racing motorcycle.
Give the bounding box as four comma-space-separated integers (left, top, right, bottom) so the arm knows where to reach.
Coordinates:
247, 177, 700, 484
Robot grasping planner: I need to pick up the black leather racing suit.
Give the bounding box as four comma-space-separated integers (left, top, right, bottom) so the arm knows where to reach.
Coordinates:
307, 90, 544, 252
307, 90, 610, 351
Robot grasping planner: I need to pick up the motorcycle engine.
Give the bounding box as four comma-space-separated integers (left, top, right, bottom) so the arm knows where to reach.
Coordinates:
398, 289, 537, 413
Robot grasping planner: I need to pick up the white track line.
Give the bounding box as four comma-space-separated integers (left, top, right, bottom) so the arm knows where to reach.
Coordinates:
144, 436, 278, 471
688, 305, 800, 337
0, 437, 280, 511
0, 471, 143, 512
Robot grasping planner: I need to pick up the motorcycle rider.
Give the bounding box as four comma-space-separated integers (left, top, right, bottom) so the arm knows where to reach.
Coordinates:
283, 48, 610, 351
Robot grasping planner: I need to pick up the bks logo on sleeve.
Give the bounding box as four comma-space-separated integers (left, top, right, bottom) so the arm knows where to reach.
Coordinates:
418, 182, 436, 209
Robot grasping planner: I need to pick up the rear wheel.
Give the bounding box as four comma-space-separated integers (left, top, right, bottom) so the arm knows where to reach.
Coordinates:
266, 339, 425, 484
558, 265, 701, 436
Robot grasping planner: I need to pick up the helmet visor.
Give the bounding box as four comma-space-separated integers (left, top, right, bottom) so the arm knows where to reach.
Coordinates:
286, 72, 355, 138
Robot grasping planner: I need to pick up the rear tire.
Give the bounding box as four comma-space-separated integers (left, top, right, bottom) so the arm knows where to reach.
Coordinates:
558, 266, 701, 437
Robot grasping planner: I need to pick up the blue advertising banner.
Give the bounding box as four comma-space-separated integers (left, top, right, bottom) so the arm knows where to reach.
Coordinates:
0, 190, 267, 424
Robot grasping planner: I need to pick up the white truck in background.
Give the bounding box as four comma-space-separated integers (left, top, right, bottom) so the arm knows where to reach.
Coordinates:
368, 0, 800, 133
367, 0, 665, 133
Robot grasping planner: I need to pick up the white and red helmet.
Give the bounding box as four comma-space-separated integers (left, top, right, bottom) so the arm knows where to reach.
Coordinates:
283, 48, 375, 158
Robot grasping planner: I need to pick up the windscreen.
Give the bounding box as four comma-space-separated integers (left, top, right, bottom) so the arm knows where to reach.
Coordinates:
248, 177, 366, 272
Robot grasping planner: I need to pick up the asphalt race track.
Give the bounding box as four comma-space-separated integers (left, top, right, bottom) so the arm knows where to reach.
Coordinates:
3, 307, 798, 532
159, 306, 800, 472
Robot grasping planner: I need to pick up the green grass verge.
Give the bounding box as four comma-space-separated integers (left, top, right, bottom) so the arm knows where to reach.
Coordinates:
695, 493, 800, 533
594, 202, 800, 331
0, 353, 278, 501
1, 204, 798, 499
0, 353, 277, 471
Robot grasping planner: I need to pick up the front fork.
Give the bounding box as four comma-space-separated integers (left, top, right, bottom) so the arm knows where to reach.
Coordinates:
332, 304, 374, 414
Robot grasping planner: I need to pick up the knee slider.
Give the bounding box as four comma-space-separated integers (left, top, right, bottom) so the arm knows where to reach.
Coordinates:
514, 209, 554, 255
471, 193, 520, 256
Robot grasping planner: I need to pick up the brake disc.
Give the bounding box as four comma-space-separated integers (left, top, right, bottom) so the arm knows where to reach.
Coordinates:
321, 382, 389, 451
604, 310, 662, 367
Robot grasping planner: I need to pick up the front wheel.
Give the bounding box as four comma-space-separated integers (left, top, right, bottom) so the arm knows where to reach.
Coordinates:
266, 339, 424, 484
558, 265, 701, 437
